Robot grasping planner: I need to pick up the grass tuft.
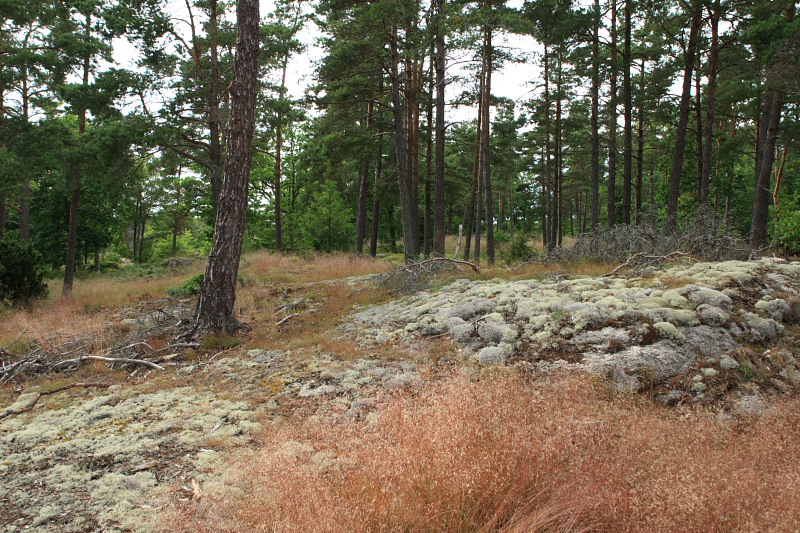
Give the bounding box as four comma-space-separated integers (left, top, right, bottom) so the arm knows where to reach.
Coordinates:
163, 371, 800, 532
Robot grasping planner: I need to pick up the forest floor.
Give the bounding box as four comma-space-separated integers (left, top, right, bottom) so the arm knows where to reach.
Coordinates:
1, 250, 800, 532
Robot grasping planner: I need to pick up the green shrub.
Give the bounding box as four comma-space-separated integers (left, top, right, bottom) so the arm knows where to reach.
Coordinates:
494, 230, 511, 244
771, 207, 800, 254
508, 233, 533, 262
0, 240, 48, 304
168, 273, 205, 297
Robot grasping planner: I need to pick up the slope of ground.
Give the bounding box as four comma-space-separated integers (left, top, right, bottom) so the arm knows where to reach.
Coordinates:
1, 254, 798, 532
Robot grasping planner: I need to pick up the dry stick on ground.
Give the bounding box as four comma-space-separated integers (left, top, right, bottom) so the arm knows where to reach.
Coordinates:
277, 313, 300, 326
2, 328, 28, 352
0, 382, 112, 420
603, 251, 690, 277
52, 355, 166, 371
402, 257, 480, 273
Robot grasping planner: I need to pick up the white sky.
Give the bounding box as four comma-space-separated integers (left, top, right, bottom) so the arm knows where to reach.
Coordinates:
112, 0, 542, 124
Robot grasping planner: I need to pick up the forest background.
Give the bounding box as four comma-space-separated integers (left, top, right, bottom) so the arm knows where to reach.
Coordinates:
0, 0, 797, 300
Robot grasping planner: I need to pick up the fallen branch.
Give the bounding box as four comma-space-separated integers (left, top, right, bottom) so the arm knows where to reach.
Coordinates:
402, 257, 480, 273
603, 251, 692, 277
277, 313, 300, 326
0, 382, 112, 421
52, 355, 165, 371
2, 328, 28, 352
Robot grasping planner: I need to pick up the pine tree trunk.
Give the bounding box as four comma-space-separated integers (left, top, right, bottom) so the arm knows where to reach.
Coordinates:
554, 48, 563, 246
636, 59, 645, 224
474, 164, 483, 264
370, 138, 383, 257
590, 0, 601, 231
463, 78, 483, 262
423, 75, 433, 258
20, 70, 30, 243
608, 0, 618, 229
622, 0, 633, 224
666, 1, 702, 232
208, 0, 224, 221
356, 101, 373, 254
388, 204, 397, 253
751, 90, 784, 248
695, 58, 703, 200
388, 22, 419, 263
482, 23, 495, 265
543, 44, 553, 248
355, 156, 371, 254
700, 2, 719, 207
433, 0, 447, 257
193, 0, 260, 334
275, 49, 290, 253
63, 14, 91, 297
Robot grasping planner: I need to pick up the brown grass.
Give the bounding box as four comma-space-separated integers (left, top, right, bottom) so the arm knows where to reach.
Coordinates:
0, 272, 197, 347
241, 250, 391, 283
166, 372, 800, 533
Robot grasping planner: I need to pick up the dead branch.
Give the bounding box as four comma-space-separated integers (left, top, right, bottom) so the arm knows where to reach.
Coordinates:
603, 251, 691, 277
52, 355, 165, 371
274, 298, 306, 315
2, 328, 28, 351
376, 257, 480, 294
0, 382, 112, 421
277, 313, 300, 326
401, 257, 480, 273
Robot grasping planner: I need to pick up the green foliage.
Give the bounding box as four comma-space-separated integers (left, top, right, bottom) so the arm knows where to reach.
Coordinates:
0, 240, 48, 304
494, 230, 511, 244
737, 361, 767, 383
300, 181, 354, 252
770, 207, 800, 254
508, 233, 533, 263
168, 273, 205, 298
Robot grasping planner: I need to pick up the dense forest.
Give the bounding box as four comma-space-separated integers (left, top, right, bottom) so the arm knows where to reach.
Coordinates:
0, 0, 797, 294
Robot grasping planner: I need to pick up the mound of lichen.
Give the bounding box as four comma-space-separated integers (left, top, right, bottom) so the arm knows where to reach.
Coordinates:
346, 259, 800, 393
0, 385, 259, 532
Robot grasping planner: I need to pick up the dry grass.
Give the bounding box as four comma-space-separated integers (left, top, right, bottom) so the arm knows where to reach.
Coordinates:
0, 271, 196, 347
166, 372, 800, 533
241, 282, 394, 358
241, 250, 392, 283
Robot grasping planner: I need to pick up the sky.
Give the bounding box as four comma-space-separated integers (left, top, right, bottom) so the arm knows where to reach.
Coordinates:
112, 0, 543, 124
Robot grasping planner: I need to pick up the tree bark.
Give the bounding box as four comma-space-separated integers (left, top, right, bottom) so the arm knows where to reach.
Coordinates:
554, 47, 563, 246
695, 56, 703, 200
700, 1, 720, 207
193, 0, 260, 334
388, 22, 419, 262
608, 0, 618, 229
208, 0, 224, 221
622, 0, 633, 224
463, 77, 483, 262
355, 103, 373, 254
369, 137, 383, 257
636, 58, 645, 224
750, 90, 784, 248
482, 22, 495, 264
423, 73, 433, 258
590, 0, 601, 231
63, 13, 92, 297
20, 64, 30, 243
433, 0, 447, 257
543, 44, 553, 247
666, 1, 702, 232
